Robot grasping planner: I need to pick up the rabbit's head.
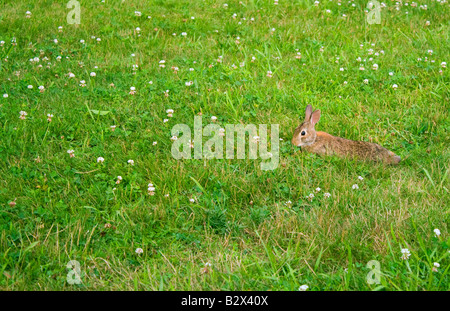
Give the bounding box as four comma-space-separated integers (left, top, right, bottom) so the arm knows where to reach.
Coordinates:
291, 105, 321, 147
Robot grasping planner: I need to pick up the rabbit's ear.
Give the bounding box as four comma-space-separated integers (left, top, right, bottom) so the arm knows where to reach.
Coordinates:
310, 109, 321, 126
304, 105, 313, 121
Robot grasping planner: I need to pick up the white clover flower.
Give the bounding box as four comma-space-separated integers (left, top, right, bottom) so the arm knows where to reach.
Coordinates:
27, 85, 33, 89
46, 114, 53, 122
25, 11, 31, 18
153, 141, 157, 145
90, 72, 96, 77
80, 39, 85, 44
170, 136, 178, 141
324, 192, 331, 198
96, 38, 101, 42
19, 111, 28, 120
181, 32, 187, 36
315, 187, 321, 192
135, 11, 142, 16
211, 116, 217, 121
441, 62, 447, 68
432, 262, 440, 272
352, 184, 359, 190
3, 94, 8, 98
135, 248, 143, 254
127, 159, 135, 165
372, 63, 378, 70
389, 72, 394, 76
116, 176, 122, 184
159, 60, 166, 68
308, 193, 314, 199
79, 80, 86, 87
392, 84, 398, 89
266, 70, 273, 77
67, 149, 75, 158
97, 157, 105, 163
363, 79, 369, 84
163, 119, 169, 123
189, 198, 195, 203
299, 285, 309, 291
401, 248, 411, 260
434, 228, 441, 237
358, 176, 364, 181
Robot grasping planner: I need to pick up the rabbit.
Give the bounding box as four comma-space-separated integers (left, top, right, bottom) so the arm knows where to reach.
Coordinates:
291, 105, 401, 164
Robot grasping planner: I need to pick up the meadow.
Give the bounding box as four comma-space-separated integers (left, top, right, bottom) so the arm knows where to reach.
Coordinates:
0, 0, 449, 290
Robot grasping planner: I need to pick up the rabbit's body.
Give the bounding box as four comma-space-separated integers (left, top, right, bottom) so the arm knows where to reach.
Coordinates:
292, 105, 401, 164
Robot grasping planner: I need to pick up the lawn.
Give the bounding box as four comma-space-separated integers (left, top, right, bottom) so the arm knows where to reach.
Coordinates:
0, 0, 448, 290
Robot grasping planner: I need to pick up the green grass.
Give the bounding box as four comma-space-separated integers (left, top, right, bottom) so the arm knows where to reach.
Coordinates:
0, 0, 449, 290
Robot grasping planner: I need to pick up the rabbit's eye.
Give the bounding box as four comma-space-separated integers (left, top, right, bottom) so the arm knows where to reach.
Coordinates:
301, 130, 306, 136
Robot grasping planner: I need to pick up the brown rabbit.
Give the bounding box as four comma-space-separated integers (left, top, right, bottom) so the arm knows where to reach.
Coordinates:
291, 105, 401, 164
